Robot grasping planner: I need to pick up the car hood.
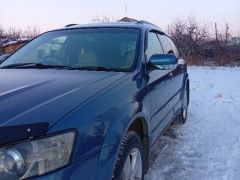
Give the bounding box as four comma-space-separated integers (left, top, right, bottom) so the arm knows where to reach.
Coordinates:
0, 69, 126, 144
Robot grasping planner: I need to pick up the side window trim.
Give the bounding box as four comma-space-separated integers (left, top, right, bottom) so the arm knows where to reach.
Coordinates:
155, 32, 165, 53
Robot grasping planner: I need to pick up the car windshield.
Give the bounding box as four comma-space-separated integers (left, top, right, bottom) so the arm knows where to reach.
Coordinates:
0, 28, 140, 71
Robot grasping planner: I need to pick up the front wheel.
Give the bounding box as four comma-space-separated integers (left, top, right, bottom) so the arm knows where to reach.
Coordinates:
113, 131, 144, 180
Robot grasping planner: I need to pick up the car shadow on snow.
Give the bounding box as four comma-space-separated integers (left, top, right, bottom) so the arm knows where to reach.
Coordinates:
149, 121, 181, 166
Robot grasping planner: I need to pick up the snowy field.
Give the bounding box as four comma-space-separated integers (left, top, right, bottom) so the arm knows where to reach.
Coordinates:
145, 66, 240, 180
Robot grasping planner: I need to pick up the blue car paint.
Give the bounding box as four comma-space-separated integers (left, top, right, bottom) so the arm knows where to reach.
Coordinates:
149, 54, 178, 65
0, 23, 189, 180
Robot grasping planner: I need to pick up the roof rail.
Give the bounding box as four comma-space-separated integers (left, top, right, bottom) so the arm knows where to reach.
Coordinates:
118, 17, 138, 22
137, 20, 158, 27
118, 17, 159, 28
64, 24, 78, 27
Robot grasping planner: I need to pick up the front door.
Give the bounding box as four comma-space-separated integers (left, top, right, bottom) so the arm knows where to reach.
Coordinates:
145, 32, 175, 144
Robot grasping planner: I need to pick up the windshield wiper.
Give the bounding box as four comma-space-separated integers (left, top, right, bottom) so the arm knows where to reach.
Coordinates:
68, 66, 113, 71
0, 63, 70, 69
0, 63, 123, 72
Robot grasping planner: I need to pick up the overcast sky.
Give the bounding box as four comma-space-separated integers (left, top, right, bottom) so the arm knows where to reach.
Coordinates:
1, 0, 240, 35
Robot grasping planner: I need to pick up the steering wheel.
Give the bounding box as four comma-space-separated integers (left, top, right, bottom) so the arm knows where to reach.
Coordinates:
41, 55, 65, 65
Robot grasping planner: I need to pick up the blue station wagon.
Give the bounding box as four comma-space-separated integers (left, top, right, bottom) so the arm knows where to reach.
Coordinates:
0, 19, 189, 180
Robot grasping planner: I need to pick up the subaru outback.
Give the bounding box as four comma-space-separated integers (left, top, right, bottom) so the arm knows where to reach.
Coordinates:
0, 19, 189, 180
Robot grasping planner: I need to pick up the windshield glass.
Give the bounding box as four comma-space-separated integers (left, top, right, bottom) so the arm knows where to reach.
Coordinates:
0, 28, 140, 71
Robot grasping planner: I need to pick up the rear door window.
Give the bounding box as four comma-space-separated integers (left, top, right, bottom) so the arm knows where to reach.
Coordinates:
157, 34, 174, 55
165, 36, 179, 57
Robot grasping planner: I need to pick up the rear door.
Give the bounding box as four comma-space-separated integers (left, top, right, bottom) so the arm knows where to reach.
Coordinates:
146, 32, 174, 144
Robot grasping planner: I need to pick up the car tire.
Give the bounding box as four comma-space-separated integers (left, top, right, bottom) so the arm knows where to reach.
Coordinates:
112, 131, 145, 180
179, 85, 189, 124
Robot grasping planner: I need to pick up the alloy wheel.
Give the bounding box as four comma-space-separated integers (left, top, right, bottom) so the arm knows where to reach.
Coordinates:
121, 148, 142, 180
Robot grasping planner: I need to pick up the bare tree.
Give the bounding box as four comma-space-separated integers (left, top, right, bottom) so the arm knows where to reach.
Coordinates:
6, 27, 22, 40
169, 16, 240, 66
0, 26, 4, 37
0, 26, 40, 41
169, 17, 209, 64
21, 26, 40, 38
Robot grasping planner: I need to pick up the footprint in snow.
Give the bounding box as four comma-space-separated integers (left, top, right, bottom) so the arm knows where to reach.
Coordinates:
215, 93, 223, 99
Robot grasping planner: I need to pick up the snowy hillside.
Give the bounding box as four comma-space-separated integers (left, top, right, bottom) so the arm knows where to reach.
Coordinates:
145, 66, 240, 180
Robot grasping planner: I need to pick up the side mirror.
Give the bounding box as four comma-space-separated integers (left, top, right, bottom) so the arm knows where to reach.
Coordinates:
0, 54, 10, 63
149, 54, 177, 67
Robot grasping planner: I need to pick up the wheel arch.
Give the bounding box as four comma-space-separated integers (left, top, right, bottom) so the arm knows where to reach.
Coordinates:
98, 101, 151, 179
126, 116, 150, 174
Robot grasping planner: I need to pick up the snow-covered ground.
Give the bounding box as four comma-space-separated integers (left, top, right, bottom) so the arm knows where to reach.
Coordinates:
145, 66, 240, 180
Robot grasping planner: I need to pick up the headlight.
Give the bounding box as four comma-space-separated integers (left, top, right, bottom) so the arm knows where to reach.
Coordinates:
0, 131, 76, 179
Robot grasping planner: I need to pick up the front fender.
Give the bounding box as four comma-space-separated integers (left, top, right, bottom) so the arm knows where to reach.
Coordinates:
97, 102, 150, 179
49, 72, 150, 179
